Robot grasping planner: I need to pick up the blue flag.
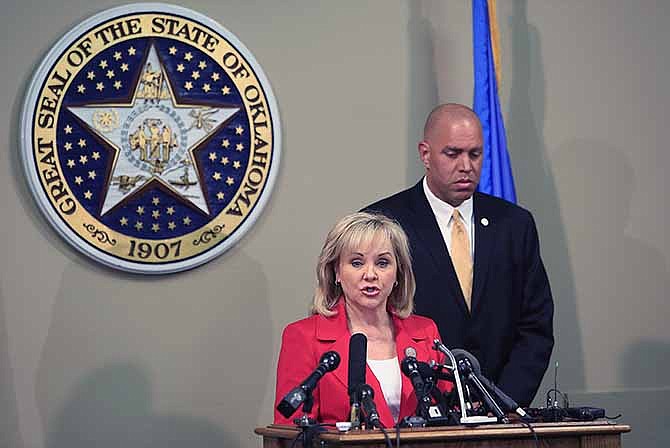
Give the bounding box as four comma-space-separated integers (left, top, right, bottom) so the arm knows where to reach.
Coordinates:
472, 0, 517, 203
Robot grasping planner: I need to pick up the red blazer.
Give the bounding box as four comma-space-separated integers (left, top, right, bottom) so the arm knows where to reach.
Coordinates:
274, 300, 448, 428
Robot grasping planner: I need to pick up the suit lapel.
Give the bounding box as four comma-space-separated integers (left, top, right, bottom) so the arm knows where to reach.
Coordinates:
471, 193, 495, 314
315, 302, 350, 390
406, 183, 469, 315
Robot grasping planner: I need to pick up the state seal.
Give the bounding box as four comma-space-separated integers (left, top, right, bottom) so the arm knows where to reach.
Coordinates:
20, 4, 281, 274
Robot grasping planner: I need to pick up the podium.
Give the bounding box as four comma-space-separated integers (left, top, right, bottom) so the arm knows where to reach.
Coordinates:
255, 421, 631, 447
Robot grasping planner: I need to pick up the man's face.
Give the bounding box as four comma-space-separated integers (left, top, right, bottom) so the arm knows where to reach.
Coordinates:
419, 117, 483, 207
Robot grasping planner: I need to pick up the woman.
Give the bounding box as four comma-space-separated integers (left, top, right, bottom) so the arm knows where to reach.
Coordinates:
274, 212, 448, 428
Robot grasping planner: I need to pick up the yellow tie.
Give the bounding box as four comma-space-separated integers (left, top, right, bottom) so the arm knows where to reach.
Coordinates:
451, 210, 473, 309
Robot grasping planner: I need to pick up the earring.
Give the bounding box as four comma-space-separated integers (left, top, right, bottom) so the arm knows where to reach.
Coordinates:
394, 281, 398, 287
335, 279, 341, 287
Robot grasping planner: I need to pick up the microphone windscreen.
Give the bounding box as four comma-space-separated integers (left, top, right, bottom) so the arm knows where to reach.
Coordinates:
320, 350, 341, 371
451, 348, 481, 374
348, 333, 367, 396
416, 361, 436, 381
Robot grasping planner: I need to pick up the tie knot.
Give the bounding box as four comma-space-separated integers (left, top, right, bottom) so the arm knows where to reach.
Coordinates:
452, 209, 463, 223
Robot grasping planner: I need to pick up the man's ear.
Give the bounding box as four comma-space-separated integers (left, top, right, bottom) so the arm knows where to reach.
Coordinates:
418, 141, 430, 169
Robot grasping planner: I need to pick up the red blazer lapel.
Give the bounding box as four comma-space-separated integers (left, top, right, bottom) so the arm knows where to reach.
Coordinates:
315, 301, 350, 391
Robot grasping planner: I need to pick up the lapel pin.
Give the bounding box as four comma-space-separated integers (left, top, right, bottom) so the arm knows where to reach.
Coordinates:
480, 218, 489, 227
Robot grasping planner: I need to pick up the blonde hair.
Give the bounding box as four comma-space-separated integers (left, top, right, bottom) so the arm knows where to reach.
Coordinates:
312, 212, 415, 318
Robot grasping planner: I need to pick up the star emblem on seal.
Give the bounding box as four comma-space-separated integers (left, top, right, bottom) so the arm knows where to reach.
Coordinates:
21, 4, 280, 274
68, 44, 239, 216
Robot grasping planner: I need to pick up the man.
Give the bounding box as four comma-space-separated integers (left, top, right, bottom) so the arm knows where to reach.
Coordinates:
366, 103, 553, 406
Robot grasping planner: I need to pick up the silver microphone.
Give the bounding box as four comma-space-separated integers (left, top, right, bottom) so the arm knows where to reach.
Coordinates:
404, 346, 417, 358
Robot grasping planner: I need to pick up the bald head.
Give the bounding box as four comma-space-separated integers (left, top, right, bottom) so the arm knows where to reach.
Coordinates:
423, 103, 482, 142
418, 103, 484, 206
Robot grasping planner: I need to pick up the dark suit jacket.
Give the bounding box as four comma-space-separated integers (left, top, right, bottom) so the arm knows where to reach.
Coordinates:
366, 181, 554, 406
274, 300, 448, 428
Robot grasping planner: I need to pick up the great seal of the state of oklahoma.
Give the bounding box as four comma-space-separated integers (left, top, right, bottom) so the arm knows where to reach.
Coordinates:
20, 4, 281, 274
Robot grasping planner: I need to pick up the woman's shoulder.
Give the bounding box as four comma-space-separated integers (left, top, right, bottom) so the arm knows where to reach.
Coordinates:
283, 313, 319, 333
282, 311, 337, 339
399, 313, 440, 336
282, 306, 346, 343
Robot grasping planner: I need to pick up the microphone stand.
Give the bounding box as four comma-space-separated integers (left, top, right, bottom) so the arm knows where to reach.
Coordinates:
349, 401, 362, 430
293, 394, 322, 447
456, 357, 509, 423
433, 340, 497, 425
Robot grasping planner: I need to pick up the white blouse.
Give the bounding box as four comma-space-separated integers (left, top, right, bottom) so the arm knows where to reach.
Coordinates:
367, 356, 402, 423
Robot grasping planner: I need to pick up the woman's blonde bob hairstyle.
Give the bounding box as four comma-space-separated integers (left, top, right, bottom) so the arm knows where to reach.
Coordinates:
312, 212, 416, 318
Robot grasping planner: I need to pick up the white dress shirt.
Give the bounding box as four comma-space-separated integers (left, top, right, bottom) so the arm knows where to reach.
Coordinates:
422, 177, 475, 258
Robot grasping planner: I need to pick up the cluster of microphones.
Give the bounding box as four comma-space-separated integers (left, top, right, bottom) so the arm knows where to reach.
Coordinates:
277, 334, 530, 429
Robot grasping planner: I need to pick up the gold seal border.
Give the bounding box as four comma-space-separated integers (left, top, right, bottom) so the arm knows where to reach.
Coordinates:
29, 10, 277, 267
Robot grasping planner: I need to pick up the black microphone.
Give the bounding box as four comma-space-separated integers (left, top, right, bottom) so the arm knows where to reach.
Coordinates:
347, 333, 367, 428
401, 348, 452, 426
348, 333, 367, 400
427, 360, 455, 382
416, 360, 437, 383
276, 350, 341, 418
400, 354, 432, 409
356, 384, 381, 428
451, 349, 528, 420
452, 350, 507, 422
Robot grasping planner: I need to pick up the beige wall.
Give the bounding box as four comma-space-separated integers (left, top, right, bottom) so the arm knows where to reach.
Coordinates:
1, 1, 668, 448
420, 1, 669, 446
1, 1, 411, 447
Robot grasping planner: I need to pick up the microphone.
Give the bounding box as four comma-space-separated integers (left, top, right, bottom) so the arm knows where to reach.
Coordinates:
276, 350, 341, 418
401, 347, 451, 426
451, 349, 529, 420
400, 353, 432, 409
405, 347, 450, 384
347, 333, 367, 428
356, 384, 381, 428
427, 360, 455, 382
450, 349, 508, 422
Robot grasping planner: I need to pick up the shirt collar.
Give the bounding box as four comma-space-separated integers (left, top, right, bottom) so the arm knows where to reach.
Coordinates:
422, 177, 473, 224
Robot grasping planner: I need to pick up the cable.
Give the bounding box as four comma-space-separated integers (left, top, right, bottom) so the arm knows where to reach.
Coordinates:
288, 423, 334, 448
288, 428, 304, 448
378, 421, 393, 448
519, 419, 540, 448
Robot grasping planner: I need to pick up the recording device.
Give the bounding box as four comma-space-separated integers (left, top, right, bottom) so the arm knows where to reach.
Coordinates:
566, 406, 606, 421
529, 402, 607, 422
401, 347, 452, 426
528, 362, 608, 422
347, 333, 367, 429
276, 350, 341, 419
356, 384, 381, 428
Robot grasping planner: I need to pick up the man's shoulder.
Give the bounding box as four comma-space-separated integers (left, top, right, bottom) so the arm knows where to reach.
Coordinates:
475, 192, 534, 221
363, 182, 421, 217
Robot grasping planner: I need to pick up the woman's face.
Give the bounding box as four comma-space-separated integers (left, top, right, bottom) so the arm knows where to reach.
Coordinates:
336, 235, 398, 314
